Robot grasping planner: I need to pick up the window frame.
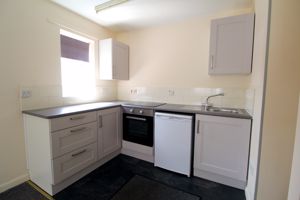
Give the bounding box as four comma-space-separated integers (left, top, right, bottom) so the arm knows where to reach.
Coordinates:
59, 29, 96, 98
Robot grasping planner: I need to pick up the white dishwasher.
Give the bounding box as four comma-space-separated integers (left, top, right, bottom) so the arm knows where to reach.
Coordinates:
154, 112, 193, 176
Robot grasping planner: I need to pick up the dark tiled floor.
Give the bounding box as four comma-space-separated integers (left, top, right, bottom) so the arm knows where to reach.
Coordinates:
111, 175, 199, 200
0, 154, 245, 200
0, 182, 48, 200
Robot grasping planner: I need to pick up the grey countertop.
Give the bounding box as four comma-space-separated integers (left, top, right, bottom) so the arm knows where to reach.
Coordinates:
23, 101, 252, 120
22, 102, 122, 119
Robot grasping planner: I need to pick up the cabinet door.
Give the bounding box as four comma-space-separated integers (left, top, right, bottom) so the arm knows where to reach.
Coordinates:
194, 115, 251, 182
113, 40, 129, 80
99, 39, 113, 80
99, 38, 129, 80
209, 13, 254, 75
97, 107, 121, 159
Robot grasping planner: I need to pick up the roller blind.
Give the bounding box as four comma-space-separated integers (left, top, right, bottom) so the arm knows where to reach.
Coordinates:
60, 35, 89, 62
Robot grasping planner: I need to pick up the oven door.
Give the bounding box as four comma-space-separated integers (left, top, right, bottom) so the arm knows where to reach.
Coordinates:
123, 113, 153, 147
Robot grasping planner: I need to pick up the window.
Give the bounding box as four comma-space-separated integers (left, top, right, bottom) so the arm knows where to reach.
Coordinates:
60, 29, 96, 98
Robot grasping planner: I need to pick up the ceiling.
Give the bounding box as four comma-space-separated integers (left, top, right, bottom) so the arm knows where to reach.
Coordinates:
51, 0, 253, 32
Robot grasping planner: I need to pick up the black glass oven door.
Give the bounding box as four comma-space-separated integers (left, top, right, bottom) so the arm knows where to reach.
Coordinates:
123, 114, 153, 147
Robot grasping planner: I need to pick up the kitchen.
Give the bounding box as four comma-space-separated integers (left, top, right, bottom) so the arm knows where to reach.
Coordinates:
0, 0, 299, 200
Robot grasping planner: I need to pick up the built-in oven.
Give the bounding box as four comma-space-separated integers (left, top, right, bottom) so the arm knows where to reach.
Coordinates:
123, 107, 154, 147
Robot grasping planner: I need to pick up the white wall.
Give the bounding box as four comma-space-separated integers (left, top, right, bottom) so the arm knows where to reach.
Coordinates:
0, 0, 115, 192
256, 0, 300, 199
116, 9, 254, 108
288, 95, 300, 200
245, 0, 270, 199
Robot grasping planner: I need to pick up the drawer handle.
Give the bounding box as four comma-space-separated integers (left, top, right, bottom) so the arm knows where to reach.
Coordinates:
126, 116, 146, 121
71, 149, 87, 157
70, 127, 87, 133
69, 116, 85, 121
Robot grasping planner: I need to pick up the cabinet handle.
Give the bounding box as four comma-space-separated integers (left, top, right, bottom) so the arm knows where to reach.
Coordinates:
70, 127, 87, 133
70, 116, 85, 120
197, 120, 200, 134
210, 55, 214, 69
99, 115, 103, 128
71, 149, 87, 157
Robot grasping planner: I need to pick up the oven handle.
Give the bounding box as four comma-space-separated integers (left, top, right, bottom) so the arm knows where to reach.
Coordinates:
126, 116, 147, 121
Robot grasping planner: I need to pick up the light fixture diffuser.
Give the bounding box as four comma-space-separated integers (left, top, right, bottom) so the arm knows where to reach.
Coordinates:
95, 0, 128, 13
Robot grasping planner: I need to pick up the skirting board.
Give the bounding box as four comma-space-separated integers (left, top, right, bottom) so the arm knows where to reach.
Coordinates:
121, 141, 154, 163
0, 173, 29, 193
194, 168, 246, 190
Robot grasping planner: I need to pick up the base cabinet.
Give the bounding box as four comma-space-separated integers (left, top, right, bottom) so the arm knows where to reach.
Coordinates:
97, 107, 122, 159
193, 114, 251, 189
23, 107, 122, 195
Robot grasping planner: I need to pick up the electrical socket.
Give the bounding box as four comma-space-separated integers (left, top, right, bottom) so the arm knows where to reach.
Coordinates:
168, 89, 175, 96
130, 89, 137, 95
21, 90, 32, 98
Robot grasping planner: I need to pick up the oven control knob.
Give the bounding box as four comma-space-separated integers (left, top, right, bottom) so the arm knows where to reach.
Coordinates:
139, 110, 144, 114
129, 108, 134, 113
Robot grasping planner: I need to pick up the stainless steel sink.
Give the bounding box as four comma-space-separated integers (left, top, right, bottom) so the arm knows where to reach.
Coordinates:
180, 105, 244, 115
206, 107, 241, 114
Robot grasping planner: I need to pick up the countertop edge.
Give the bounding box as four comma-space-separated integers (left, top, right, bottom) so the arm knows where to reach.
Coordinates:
22, 104, 121, 119
22, 102, 252, 120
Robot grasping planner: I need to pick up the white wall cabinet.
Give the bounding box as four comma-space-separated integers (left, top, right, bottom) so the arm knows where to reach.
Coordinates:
97, 107, 122, 159
193, 114, 251, 189
99, 38, 129, 80
23, 107, 122, 195
209, 13, 255, 75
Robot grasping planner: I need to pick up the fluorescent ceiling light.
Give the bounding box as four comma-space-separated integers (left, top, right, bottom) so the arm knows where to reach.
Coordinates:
95, 0, 128, 13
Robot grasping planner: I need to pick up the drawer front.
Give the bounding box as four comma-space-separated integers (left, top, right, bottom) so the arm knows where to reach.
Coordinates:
51, 122, 97, 158
50, 112, 96, 132
52, 143, 97, 184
